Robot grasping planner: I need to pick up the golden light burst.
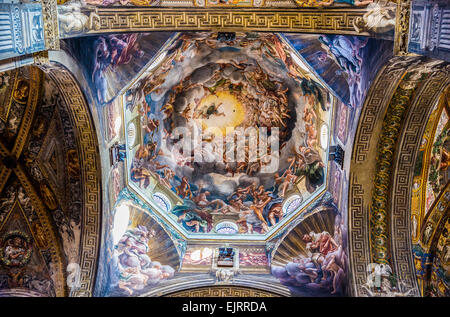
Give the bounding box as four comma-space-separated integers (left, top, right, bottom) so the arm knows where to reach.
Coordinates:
195, 91, 245, 137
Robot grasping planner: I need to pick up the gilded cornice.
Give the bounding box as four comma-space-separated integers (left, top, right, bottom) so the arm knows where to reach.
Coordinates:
77, 7, 370, 36
166, 285, 279, 297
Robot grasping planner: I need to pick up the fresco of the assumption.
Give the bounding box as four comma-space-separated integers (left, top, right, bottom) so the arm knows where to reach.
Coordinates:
125, 32, 332, 236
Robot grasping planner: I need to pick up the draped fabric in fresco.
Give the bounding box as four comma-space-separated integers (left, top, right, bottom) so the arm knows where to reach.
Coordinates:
284, 34, 393, 108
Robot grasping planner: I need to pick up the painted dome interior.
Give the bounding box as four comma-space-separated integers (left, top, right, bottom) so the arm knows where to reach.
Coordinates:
124, 32, 333, 240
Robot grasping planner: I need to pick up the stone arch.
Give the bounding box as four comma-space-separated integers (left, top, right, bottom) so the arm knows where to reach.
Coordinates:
348, 56, 450, 296
140, 274, 290, 297
164, 285, 282, 297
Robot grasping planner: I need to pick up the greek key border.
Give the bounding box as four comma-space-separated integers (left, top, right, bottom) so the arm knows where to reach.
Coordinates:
349, 59, 408, 296
389, 70, 449, 295
46, 65, 101, 297
166, 286, 279, 297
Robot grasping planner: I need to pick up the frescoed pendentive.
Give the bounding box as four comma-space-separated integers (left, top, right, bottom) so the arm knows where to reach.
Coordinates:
0, 179, 56, 297
124, 32, 332, 236
271, 201, 348, 297
284, 34, 393, 108
65, 32, 175, 105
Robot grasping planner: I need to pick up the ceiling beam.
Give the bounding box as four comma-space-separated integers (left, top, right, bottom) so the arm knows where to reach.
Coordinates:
61, 7, 372, 38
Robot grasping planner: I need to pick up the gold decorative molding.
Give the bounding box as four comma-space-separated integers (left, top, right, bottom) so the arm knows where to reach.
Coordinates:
349, 57, 449, 296
349, 57, 412, 296
0, 169, 12, 194
419, 183, 450, 252
389, 71, 449, 294
0, 66, 43, 193
33, 51, 50, 68
0, 64, 102, 297
411, 89, 449, 244
13, 164, 67, 297
394, 0, 415, 56
0, 67, 67, 297
161, 0, 294, 7
41, 0, 60, 50
44, 65, 102, 297
166, 286, 279, 297
370, 69, 426, 264
11, 73, 42, 159
82, 7, 370, 35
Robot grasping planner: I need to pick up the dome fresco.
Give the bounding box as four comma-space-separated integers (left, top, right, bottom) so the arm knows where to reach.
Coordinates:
124, 32, 333, 238
1, 0, 449, 299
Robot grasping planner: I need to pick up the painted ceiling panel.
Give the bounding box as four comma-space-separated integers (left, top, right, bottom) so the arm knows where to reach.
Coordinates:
284, 33, 393, 108
123, 32, 333, 239
64, 32, 176, 105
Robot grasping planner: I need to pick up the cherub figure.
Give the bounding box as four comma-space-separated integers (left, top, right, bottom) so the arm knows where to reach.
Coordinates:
176, 176, 193, 199
275, 168, 298, 198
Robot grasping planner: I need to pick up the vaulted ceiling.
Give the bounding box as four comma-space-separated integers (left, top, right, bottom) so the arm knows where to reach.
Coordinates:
0, 24, 448, 297
0, 66, 82, 296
